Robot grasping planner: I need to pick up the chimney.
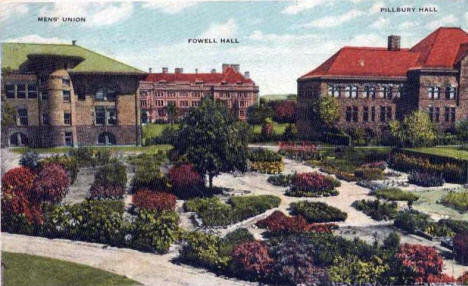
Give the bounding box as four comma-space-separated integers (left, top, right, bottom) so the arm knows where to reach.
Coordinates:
222, 63, 229, 72
387, 35, 400, 51
244, 71, 250, 79
211, 68, 216, 73
148, 67, 152, 73
175, 68, 183, 74
231, 64, 240, 72
162, 67, 168, 73
195, 68, 198, 74
72, 40, 77, 46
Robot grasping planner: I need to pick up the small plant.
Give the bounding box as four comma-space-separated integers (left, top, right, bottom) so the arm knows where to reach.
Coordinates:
33, 163, 70, 203
19, 150, 40, 170
94, 162, 127, 187
453, 232, 468, 265
354, 168, 385, 180
169, 163, 204, 198
440, 191, 468, 213
89, 184, 125, 200
231, 241, 274, 279
286, 172, 339, 197
352, 199, 397, 221
290, 201, 347, 223
267, 173, 294, 186
408, 171, 444, 187
373, 188, 418, 202
249, 161, 284, 174
132, 189, 177, 211
394, 210, 431, 233
248, 148, 282, 162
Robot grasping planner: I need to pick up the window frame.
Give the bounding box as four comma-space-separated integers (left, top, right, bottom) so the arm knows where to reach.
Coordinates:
64, 112, 72, 125
17, 108, 28, 126
63, 90, 71, 102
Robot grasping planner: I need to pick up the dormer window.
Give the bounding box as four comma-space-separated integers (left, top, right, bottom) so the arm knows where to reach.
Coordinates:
427, 86, 440, 99
62, 78, 71, 87
95, 87, 117, 101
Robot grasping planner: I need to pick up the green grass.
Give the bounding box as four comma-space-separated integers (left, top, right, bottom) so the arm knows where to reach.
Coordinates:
440, 191, 468, 213
373, 188, 419, 202
11, 145, 173, 155
252, 122, 289, 135
142, 123, 179, 138
407, 147, 468, 161
260, 94, 296, 101
2, 252, 140, 286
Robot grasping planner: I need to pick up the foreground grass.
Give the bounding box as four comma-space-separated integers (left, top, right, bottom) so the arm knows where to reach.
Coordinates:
407, 147, 468, 161
142, 123, 179, 139
11, 144, 173, 155
2, 252, 140, 286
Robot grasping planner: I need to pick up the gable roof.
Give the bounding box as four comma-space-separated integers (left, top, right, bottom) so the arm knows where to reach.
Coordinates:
144, 67, 254, 84
2, 42, 144, 74
300, 27, 468, 80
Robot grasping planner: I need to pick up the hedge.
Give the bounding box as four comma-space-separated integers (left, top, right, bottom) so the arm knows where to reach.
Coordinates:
290, 201, 347, 223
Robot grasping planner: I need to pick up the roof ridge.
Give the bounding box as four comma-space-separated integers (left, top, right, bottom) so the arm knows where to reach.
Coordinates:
74, 45, 144, 73
1, 42, 73, 46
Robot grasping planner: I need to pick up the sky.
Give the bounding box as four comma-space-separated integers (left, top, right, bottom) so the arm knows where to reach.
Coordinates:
1, 0, 468, 95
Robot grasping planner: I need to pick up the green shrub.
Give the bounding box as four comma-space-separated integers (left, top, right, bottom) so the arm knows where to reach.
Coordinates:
185, 195, 280, 226
94, 163, 127, 187
290, 201, 347, 223
41, 155, 78, 184
440, 191, 468, 213
354, 168, 385, 180
180, 231, 229, 270
132, 160, 170, 191
394, 210, 431, 233
352, 200, 398, 221
437, 219, 468, 234
19, 150, 40, 170
267, 174, 294, 186
249, 161, 284, 174
220, 228, 255, 258
373, 188, 418, 202
248, 148, 282, 162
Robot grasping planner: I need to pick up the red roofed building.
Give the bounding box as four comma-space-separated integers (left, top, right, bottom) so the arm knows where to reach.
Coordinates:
297, 27, 468, 139
138, 64, 258, 122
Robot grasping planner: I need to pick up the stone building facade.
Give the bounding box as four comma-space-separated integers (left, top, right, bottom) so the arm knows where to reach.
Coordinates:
138, 64, 259, 122
297, 27, 468, 138
1, 42, 144, 147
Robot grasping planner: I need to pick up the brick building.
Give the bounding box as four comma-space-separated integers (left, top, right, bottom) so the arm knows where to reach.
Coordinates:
138, 64, 258, 122
297, 27, 468, 138
1, 42, 145, 147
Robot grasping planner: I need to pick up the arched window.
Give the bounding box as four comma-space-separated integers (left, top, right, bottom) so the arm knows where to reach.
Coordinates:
98, 132, 116, 145
10, 132, 28, 146
95, 87, 117, 101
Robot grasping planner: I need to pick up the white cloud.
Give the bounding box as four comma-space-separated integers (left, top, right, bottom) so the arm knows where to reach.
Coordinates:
304, 9, 363, 28
399, 21, 417, 30
5, 34, 69, 44
281, 0, 330, 15
248, 30, 320, 43
368, 1, 385, 14
465, 12, 468, 26
370, 17, 388, 29
201, 18, 237, 38
38, 2, 133, 27
347, 33, 385, 47
142, 1, 197, 14
425, 14, 457, 30
1, 3, 29, 21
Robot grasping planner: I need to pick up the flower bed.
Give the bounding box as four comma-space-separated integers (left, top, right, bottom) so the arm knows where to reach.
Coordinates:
285, 172, 340, 197
185, 195, 280, 226
394, 210, 431, 233
290, 201, 347, 223
373, 188, 418, 202
351, 200, 398, 221
248, 148, 282, 162
132, 189, 177, 211
267, 174, 294, 186
249, 161, 284, 174
439, 191, 468, 213
354, 168, 385, 180
278, 141, 319, 161
89, 184, 125, 200
169, 163, 204, 198
94, 162, 127, 187
255, 211, 337, 235
408, 171, 444, 187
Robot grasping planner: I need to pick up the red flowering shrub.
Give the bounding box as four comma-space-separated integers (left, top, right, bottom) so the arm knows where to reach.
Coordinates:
90, 184, 125, 200
272, 100, 296, 123
458, 271, 468, 284
33, 163, 70, 203
133, 189, 177, 211
256, 211, 337, 234
397, 243, 445, 283
293, 172, 334, 192
1, 167, 36, 193
453, 232, 468, 265
169, 163, 204, 198
231, 241, 273, 279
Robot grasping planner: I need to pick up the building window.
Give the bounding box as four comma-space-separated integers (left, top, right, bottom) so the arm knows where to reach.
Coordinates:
95, 107, 105, 125
42, 113, 49, 125
167, 91, 176, 97
344, 86, 351, 98
386, 106, 392, 121
351, 86, 358, 98
17, 108, 28, 126
328, 85, 340, 97
371, 107, 376, 122
363, 106, 369, 122
445, 107, 450, 122
95, 87, 117, 101
64, 132, 73, 146
76, 86, 86, 100
380, 106, 386, 122
450, 107, 456, 122
62, 78, 71, 87
156, 100, 164, 107
64, 112, 72, 125
192, 101, 200, 107
26, 84, 37, 98
429, 106, 434, 122
41, 91, 48, 100
63, 90, 71, 102
434, 107, 440, 122
98, 132, 116, 145
352, 106, 358, 122
180, 101, 189, 107
95, 106, 116, 125
383, 86, 392, 99
158, 109, 166, 116
9, 132, 28, 146
107, 108, 117, 125
193, 91, 201, 97
365, 86, 375, 99
427, 86, 440, 99
446, 86, 456, 99
17, 84, 26, 98
6, 84, 15, 98
346, 107, 352, 122
240, 110, 245, 117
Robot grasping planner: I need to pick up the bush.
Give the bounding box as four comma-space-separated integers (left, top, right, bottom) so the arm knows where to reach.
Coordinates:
440, 191, 468, 213
290, 201, 347, 223
256, 211, 337, 235
132, 161, 170, 191
185, 195, 280, 227
437, 219, 468, 234
354, 168, 385, 180
335, 171, 357, 182
261, 118, 275, 139
248, 148, 282, 162
19, 150, 40, 170
1, 166, 36, 193
373, 188, 418, 202
286, 172, 339, 197
249, 161, 284, 174
267, 173, 294, 186
282, 124, 298, 141
220, 228, 255, 259
169, 163, 204, 198
180, 231, 229, 270
33, 163, 70, 203
361, 161, 387, 170
41, 155, 79, 184
132, 189, 177, 211
328, 255, 389, 285
408, 171, 444, 187
68, 147, 112, 167
394, 210, 431, 233
231, 241, 273, 280
89, 184, 125, 200
94, 162, 127, 187
272, 100, 296, 123
352, 200, 398, 221
454, 232, 468, 265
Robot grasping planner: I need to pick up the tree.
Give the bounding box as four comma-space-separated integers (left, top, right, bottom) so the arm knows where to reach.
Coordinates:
389, 111, 437, 147
1, 101, 16, 127
456, 119, 468, 142
164, 102, 178, 125
175, 97, 248, 188
310, 96, 340, 129
246, 103, 274, 125
272, 100, 296, 123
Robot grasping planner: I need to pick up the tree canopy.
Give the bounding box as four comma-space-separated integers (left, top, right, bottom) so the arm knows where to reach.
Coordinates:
389, 111, 437, 147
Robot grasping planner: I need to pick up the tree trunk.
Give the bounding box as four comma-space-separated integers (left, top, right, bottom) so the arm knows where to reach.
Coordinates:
209, 174, 213, 189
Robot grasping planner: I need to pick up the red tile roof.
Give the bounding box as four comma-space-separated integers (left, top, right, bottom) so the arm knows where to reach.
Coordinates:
300, 27, 468, 80
144, 67, 254, 84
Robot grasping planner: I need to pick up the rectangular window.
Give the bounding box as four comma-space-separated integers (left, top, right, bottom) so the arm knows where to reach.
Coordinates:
363, 106, 369, 122
17, 84, 26, 98
41, 91, 48, 100
6, 84, 15, 98
352, 106, 358, 122
62, 78, 71, 87
428, 106, 434, 122
17, 108, 28, 125
371, 107, 376, 122
192, 101, 200, 107
383, 86, 392, 99
446, 86, 456, 99
386, 106, 392, 121
107, 108, 117, 125
42, 113, 49, 125
380, 106, 386, 122
27, 84, 37, 98
158, 109, 166, 116
180, 101, 189, 107
64, 132, 73, 146
76, 86, 86, 100
346, 107, 352, 122
434, 107, 440, 122
427, 86, 440, 99
239, 110, 245, 117
445, 107, 450, 122
95, 107, 105, 125
450, 107, 456, 122
328, 85, 340, 97
365, 86, 375, 99
156, 100, 164, 107
344, 86, 351, 98
63, 90, 71, 102
351, 86, 358, 98
64, 112, 71, 125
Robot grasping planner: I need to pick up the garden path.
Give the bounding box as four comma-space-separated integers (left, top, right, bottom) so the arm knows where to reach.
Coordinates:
0, 148, 20, 177
62, 168, 94, 205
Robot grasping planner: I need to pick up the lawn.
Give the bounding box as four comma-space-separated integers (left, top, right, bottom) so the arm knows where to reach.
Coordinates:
252, 122, 289, 135
142, 123, 179, 138
407, 147, 468, 161
2, 252, 140, 286
11, 145, 173, 154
